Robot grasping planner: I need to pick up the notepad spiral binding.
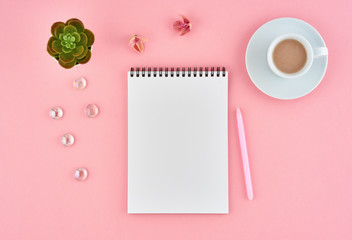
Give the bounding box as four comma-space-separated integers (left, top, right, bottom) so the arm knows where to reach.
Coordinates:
130, 67, 226, 77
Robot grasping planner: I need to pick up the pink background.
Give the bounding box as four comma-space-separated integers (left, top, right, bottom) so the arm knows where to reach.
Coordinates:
1, 0, 351, 239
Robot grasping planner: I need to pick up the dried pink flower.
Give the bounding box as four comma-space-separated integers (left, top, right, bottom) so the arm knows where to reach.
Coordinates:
173, 14, 192, 36
129, 35, 147, 53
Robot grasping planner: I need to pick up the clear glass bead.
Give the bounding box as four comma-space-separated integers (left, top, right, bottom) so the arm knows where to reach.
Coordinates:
86, 104, 99, 118
61, 133, 74, 147
74, 168, 88, 181
50, 107, 63, 119
73, 77, 87, 90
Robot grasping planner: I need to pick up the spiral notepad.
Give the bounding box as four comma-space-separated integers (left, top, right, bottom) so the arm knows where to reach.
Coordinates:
128, 67, 228, 214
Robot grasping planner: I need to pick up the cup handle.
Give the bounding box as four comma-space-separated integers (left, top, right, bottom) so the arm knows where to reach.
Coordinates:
314, 47, 328, 58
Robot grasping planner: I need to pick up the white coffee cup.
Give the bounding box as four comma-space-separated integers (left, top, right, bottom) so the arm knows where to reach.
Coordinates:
267, 33, 328, 79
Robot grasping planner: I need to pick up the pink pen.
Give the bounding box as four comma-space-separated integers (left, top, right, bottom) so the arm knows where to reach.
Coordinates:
236, 108, 253, 200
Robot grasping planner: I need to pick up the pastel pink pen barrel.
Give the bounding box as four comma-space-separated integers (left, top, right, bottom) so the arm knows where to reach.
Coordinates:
236, 108, 253, 200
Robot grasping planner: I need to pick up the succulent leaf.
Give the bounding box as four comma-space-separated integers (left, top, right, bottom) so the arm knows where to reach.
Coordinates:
63, 25, 77, 34
76, 46, 88, 59
47, 37, 57, 53
59, 59, 77, 69
66, 18, 85, 33
62, 46, 72, 53
84, 29, 95, 47
51, 22, 65, 38
77, 50, 91, 64
72, 45, 84, 57
47, 46, 57, 57
51, 40, 62, 53
59, 52, 75, 63
78, 33, 88, 46
72, 32, 81, 43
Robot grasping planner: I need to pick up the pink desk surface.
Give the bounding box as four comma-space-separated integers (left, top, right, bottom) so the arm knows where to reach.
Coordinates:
1, 0, 351, 239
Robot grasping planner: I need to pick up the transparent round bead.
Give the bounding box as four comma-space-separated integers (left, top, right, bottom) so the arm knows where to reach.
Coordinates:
74, 168, 88, 181
50, 107, 63, 119
61, 133, 75, 147
86, 104, 99, 118
73, 77, 87, 90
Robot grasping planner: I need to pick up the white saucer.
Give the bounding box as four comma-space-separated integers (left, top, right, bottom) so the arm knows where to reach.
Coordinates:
245, 18, 328, 100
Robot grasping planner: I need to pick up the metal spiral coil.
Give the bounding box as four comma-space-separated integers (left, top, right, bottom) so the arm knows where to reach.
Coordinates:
130, 67, 226, 77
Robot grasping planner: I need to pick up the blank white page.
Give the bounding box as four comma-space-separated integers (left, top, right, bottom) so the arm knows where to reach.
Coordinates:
128, 70, 228, 214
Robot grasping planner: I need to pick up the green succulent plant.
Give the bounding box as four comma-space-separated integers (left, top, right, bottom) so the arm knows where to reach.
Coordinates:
47, 18, 95, 69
